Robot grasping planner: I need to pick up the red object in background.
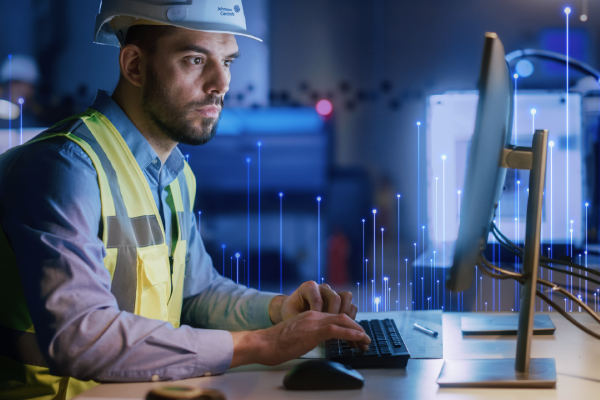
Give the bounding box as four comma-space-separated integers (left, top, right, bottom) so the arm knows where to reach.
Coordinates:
316, 99, 333, 116
327, 230, 350, 285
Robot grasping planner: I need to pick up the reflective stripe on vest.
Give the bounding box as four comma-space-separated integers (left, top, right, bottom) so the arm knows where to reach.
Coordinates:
0, 108, 196, 400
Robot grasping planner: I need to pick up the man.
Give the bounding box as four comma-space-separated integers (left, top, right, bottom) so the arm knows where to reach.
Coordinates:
0, 1, 370, 399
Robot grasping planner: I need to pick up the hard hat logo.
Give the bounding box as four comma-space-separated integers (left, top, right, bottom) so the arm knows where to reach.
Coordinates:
166, 6, 188, 22
94, 0, 262, 47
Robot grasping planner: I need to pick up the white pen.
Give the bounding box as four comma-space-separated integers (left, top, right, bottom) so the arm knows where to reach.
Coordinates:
413, 323, 439, 337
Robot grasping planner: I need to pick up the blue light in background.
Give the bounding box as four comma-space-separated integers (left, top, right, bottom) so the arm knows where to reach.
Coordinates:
217, 108, 325, 135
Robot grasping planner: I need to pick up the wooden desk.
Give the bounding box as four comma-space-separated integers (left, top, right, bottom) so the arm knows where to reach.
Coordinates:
76, 311, 600, 400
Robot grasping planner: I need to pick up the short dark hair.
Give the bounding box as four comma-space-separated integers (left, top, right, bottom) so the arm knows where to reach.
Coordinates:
123, 24, 178, 55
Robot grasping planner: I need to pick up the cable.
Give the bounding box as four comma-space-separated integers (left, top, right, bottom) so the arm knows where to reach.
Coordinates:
535, 290, 600, 340
491, 223, 600, 278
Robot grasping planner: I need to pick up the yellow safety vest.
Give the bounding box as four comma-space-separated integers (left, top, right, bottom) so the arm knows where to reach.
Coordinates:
0, 108, 196, 400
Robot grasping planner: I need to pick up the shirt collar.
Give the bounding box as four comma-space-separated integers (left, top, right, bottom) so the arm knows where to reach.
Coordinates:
89, 90, 185, 179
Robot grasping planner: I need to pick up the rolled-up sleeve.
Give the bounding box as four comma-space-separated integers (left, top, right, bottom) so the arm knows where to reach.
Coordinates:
181, 213, 279, 332
0, 138, 233, 381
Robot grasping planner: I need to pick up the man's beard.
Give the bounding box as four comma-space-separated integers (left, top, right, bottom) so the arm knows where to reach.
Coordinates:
141, 64, 222, 146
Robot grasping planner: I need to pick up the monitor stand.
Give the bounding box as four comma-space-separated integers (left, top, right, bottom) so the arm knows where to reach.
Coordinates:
461, 314, 555, 335
438, 130, 557, 388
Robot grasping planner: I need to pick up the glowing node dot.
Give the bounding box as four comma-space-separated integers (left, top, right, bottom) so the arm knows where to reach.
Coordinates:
375, 297, 380, 305
441, 155, 446, 160
18, 98, 24, 105
246, 157, 251, 163
549, 141, 554, 148
279, 192, 283, 197
315, 99, 333, 116
317, 196, 321, 202
417, 121, 421, 126
362, 219, 365, 222
531, 109, 536, 115
458, 190, 461, 194
7, 54, 12, 59
372, 209, 377, 214
586, 202, 589, 207
517, 180, 521, 184
221, 244, 226, 249
571, 220, 574, 223
513, 73, 519, 79
413, 243, 416, 246
384, 277, 388, 281
235, 253, 240, 258
580, 14, 588, 21
564, 7, 571, 14
257, 142, 262, 147
381, 227, 384, 232
570, 229, 573, 233
397, 194, 400, 198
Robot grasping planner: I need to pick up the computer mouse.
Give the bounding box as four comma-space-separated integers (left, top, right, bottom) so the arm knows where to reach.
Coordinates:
283, 360, 365, 390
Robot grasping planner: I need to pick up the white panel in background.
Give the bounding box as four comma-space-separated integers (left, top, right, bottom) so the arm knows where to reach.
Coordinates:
426, 91, 583, 250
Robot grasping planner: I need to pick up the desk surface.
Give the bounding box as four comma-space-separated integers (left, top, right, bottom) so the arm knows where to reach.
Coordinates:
76, 311, 600, 400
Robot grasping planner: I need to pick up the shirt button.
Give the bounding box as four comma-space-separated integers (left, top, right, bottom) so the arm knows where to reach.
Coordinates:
152, 159, 158, 164
204, 371, 212, 377
151, 374, 159, 381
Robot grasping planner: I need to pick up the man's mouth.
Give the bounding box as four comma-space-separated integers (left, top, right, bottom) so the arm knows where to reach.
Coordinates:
196, 106, 221, 119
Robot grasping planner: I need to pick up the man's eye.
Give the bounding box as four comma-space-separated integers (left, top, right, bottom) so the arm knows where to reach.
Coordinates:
187, 57, 203, 65
224, 60, 234, 67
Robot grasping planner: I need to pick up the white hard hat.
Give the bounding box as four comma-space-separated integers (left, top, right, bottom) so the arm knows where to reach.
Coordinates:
94, 0, 262, 47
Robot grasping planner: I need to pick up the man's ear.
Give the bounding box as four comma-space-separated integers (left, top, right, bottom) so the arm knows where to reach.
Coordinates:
119, 44, 144, 88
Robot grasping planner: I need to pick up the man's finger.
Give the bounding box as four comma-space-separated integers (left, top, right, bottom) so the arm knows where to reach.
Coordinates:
348, 304, 358, 320
317, 325, 370, 351
319, 284, 342, 314
301, 281, 323, 312
338, 291, 353, 316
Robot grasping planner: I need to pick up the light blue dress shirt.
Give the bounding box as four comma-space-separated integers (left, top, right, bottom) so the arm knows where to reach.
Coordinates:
0, 90, 278, 382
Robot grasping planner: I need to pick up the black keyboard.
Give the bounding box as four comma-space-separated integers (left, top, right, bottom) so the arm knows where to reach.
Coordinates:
325, 318, 410, 368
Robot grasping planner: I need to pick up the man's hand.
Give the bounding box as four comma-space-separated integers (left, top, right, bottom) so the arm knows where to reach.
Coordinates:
269, 281, 358, 324
230, 311, 370, 367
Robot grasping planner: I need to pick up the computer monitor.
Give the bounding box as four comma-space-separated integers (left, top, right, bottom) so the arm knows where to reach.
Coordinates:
437, 32, 556, 388
445, 32, 513, 292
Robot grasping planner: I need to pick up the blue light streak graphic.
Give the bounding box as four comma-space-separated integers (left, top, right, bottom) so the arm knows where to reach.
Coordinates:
384, 277, 388, 311
413, 243, 416, 309
513, 73, 519, 311
531, 108, 536, 134
230, 257, 233, 280
317, 196, 322, 283
222, 244, 226, 276
586, 202, 589, 305
417, 122, 421, 267
373, 209, 377, 305
185, 154, 189, 163
381, 227, 385, 310
442, 155, 446, 309
18, 98, 24, 145
435, 177, 438, 307
357, 282, 360, 312
397, 194, 400, 313
257, 142, 262, 290
235, 253, 240, 284
549, 141, 554, 309
565, 8, 571, 252
246, 157, 251, 287
362, 219, 366, 311
198, 211, 201, 233
279, 192, 283, 293
405, 258, 408, 310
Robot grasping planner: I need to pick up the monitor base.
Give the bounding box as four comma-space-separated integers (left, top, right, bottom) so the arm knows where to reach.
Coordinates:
461, 314, 556, 335
437, 358, 556, 388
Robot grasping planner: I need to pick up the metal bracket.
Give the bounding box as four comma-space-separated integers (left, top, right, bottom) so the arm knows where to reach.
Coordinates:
500, 146, 533, 170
